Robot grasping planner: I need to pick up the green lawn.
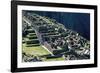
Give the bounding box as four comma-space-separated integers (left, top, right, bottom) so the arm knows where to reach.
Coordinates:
22, 44, 50, 56
44, 57, 65, 61
22, 44, 65, 61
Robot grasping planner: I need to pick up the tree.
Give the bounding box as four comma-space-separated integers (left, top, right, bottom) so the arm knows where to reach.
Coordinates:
58, 28, 65, 33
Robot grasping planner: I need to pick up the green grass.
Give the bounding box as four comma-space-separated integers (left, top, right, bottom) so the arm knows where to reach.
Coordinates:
26, 44, 40, 47
27, 34, 37, 38
28, 33, 36, 36
44, 57, 65, 61
22, 44, 50, 56
22, 44, 65, 61
27, 29, 35, 33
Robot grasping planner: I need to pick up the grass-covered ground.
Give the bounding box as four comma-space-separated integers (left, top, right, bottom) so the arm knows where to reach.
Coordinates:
22, 44, 50, 56
44, 57, 65, 61
22, 44, 65, 62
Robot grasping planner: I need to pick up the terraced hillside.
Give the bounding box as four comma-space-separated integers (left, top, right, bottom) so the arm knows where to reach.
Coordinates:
22, 11, 90, 62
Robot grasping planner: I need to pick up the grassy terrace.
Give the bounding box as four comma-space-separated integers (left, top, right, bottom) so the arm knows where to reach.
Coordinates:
44, 57, 65, 61
22, 44, 50, 56
22, 44, 65, 61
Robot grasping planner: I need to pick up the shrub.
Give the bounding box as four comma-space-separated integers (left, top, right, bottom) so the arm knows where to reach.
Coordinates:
58, 28, 65, 33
